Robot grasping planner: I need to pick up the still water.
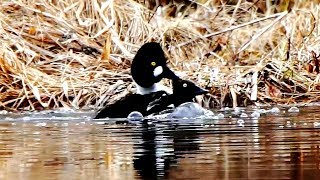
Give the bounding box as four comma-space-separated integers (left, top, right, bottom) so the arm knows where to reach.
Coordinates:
0, 106, 320, 179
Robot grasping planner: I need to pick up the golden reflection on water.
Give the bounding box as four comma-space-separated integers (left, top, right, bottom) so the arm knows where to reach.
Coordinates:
0, 107, 319, 179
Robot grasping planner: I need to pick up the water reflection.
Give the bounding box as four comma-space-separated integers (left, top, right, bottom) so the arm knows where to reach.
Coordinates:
133, 121, 200, 179
0, 107, 319, 179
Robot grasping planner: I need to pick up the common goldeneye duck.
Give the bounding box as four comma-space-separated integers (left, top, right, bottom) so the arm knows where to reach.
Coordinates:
147, 79, 212, 118
94, 90, 169, 119
131, 42, 179, 95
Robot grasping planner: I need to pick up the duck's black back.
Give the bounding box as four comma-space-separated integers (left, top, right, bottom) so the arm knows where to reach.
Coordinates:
95, 91, 168, 119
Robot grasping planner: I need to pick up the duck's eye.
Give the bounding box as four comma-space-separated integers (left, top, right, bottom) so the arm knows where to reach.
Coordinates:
151, 61, 156, 66
183, 83, 188, 88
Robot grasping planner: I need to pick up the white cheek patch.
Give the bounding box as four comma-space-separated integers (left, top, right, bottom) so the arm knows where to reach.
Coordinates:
153, 66, 163, 77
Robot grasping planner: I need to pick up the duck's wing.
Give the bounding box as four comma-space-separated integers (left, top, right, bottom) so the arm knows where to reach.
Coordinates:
94, 94, 143, 119
146, 93, 173, 116
95, 91, 169, 119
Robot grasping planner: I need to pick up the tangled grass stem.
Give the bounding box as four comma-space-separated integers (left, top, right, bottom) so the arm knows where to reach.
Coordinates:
0, 0, 319, 111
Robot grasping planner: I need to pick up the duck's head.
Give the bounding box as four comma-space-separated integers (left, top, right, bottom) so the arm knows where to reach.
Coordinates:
146, 79, 208, 114
172, 79, 208, 106
131, 42, 178, 88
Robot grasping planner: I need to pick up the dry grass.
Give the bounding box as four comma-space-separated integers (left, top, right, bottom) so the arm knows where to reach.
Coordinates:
0, 0, 320, 111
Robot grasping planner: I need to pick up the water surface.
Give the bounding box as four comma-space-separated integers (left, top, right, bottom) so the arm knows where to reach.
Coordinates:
0, 106, 320, 179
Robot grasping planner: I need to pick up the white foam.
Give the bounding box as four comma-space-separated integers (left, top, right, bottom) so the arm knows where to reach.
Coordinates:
288, 106, 299, 113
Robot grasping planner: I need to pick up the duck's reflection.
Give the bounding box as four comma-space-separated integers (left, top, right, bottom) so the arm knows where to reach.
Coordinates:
133, 120, 199, 179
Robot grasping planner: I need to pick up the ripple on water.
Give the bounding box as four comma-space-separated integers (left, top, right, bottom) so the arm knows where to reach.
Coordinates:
0, 106, 318, 179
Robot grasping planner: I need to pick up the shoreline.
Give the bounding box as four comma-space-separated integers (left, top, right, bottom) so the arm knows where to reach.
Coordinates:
0, 0, 319, 111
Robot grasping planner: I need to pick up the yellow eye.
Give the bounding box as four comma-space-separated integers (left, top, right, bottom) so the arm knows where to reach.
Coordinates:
151, 61, 156, 66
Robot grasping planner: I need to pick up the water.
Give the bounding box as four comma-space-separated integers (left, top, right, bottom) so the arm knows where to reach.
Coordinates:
0, 106, 320, 179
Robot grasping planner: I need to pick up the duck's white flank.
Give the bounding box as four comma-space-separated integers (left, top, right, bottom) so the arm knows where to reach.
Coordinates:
135, 82, 172, 95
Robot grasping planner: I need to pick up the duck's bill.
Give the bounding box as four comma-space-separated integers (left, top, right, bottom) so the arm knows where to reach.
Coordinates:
154, 65, 179, 80
195, 87, 209, 96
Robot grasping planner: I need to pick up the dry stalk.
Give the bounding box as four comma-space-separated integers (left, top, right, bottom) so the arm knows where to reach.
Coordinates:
0, 0, 319, 111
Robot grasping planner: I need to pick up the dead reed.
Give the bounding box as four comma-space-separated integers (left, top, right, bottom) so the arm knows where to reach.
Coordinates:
0, 0, 319, 111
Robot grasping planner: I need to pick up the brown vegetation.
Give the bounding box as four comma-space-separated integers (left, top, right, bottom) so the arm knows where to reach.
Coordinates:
0, 0, 319, 111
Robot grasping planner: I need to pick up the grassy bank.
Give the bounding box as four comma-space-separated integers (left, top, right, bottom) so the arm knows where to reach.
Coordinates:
0, 0, 319, 111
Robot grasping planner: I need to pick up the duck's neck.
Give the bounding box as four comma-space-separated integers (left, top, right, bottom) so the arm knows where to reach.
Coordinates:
135, 82, 172, 95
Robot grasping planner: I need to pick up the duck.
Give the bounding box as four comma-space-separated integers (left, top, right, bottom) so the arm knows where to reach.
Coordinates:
146, 79, 213, 119
95, 79, 210, 119
95, 42, 178, 119
131, 42, 179, 95
94, 90, 169, 119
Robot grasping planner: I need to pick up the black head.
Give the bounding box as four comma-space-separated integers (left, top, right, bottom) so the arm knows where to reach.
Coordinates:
172, 79, 208, 106
146, 79, 208, 114
131, 42, 178, 88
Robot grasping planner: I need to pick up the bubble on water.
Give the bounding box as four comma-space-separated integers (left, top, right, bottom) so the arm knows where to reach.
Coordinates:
82, 116, 91, 120
127, 111, 144, 124
206, 111, 214, 117
35, 122, 47, 127
58, 108, 75, 113
22, 117, 31, 121
270, 107, 280, 113
314, 122, 320, 128
96, 121, 107, 125
257, 109, 267, 114
286, 121, 292, 128
5, 117, 14, 121
286, 121, 291, 124
217, 113, 225, 118
251, 111, 261, 118
0, 110, 8, 115
237, 119, 245, 127
212, 116, 219, 120
237, 119, 245, 123
234, 107, 241, 114
288, 106, 299, 113
224, 107, 231, 111
240, 113, 248, 118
